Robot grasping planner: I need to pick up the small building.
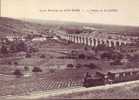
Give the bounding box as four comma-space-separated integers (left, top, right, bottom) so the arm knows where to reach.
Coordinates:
121, 58, 129, 63
32, 37, 46, 42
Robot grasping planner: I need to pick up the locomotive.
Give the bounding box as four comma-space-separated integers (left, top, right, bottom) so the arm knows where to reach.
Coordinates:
83, 68, 139, 87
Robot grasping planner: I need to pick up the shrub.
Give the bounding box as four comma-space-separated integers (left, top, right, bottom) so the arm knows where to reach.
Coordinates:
49, 69, 55, 73
87, 63, 98, 69
75, 64, 82, 69
40, 54, 45, 58
26, 53, 31, 58
67, 64, 74, 68
78, 54, 85, 59
24, 66, 29, 71
84, 46, 88, 51
112, 53, 123, 60
30, 47, 39, 52
8, 61, 12, 65
32, 67, 42, 72
14, 61, 18, 65
100, 52, 112, 59
16, 41, 27, 52
13, 69, 23, 78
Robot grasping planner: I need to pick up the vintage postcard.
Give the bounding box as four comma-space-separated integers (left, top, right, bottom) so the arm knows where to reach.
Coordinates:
0, 0, 139, 99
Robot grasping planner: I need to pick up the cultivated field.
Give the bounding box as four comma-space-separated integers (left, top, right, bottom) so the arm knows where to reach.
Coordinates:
0, 38, 132, 97
43, 81, 139, 99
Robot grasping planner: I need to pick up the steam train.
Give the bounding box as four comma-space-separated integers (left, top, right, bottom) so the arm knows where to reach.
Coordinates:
83, 68, 139, 87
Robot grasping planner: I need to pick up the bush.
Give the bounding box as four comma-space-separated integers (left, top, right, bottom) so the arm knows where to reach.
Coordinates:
24, 66, 29, 71
8, 61, 12, 65
112, 53, 123, 60
78, 54, 85, 59
13, 69, 23, 78
30, 47, 39, 52
16, 41, 27, 52
26, 53, 31, 58
32, 67, 42, 72
40, 54, 46, 58
14, 61, 18, 65
67, 64, 74, 68
49, 69, 55, 73
86, 63, 98, 69
84, 46, 88, 51
75, 64, 82, 69
100, 52, 112, 60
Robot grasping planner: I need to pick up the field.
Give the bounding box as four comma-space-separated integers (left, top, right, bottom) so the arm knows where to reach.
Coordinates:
0, 38, 97, 96
0, 38, 132, 97
2, 80, 139, 100
43, 81, 139, 99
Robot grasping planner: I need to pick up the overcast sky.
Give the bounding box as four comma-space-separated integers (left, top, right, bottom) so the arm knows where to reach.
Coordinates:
1, 0, 139, 26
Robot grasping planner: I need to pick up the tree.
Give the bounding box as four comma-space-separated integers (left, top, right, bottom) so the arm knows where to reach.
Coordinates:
111, 52, 123, 60
49, 69, 55, 73
86, 63, 98, 69
9, 40, 27, 52
78, 54, 85, 59
16, 40, 27, 52
25, 53, 31, 58
14, 61, 18, 65
9, 42, 17, 53
100, 52, 112, 59
84, 46, 88, 51
75, 64, 82, 69
67, 64, 74, 68
40, 54, 46, 58
13, 69, 23, 78
32, 67, 42, 72
24, 66, 29, 71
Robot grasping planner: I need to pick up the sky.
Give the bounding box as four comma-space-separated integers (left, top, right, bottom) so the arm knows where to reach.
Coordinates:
1, 0, 139, 26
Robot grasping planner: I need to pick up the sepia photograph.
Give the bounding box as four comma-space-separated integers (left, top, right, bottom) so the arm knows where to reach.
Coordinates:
0, 0, 139, 99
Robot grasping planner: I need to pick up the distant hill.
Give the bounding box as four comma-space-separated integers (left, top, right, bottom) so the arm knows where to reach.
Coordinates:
0, 17, 139, 37
25, 18, 139, 36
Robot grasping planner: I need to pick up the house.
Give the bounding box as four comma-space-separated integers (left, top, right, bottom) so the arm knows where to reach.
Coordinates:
121, 57, 129, 63
32, 37, 46, 42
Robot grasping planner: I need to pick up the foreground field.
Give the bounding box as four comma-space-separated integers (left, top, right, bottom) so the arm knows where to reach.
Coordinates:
38, 80, 139, 99
3, 80, 139, 100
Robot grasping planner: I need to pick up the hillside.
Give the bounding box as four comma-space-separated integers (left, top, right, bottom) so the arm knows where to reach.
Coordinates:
0, 17, 139, 37
0, 17, 52, 37
25, 18, 139, 36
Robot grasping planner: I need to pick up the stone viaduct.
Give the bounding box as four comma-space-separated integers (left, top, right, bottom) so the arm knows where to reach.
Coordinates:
56, 31, 132, 48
